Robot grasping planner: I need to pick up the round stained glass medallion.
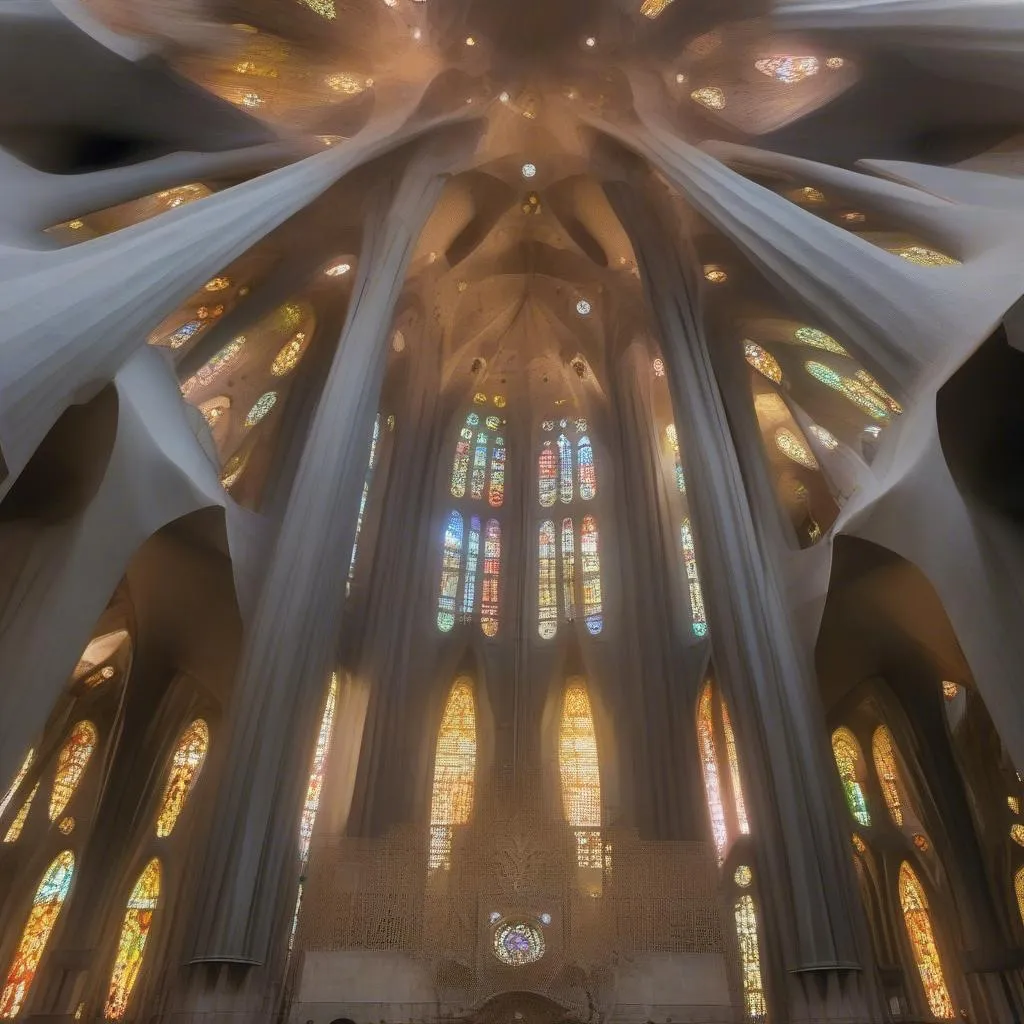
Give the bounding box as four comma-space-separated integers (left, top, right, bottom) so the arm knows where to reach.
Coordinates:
493, 921, 545, 966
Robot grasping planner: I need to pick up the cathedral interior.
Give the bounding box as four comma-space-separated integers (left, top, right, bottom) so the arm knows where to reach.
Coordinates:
3, 0, 1024, 1021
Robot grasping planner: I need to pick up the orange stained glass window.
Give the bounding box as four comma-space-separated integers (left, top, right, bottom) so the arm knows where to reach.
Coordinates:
698, 682, 728, 862
480, 520, 501, 637
49, 721, 98, 821
0, 749, 34, 820
1015, 866, 1024, 928
155, 720, 209, 837
899, 862, 954, 1019
559, 682, 602, 867
538, 519, 558, 639
831, 727, 870, 826
734, 892, 768, 1020
721, 702, 749, 834
0, 850, 75, 1017
428, 678, 476, 870
299, 675, 338, 865
3, 783, 39, 844
872, 725, 903, 827
103, 859, 161, 1020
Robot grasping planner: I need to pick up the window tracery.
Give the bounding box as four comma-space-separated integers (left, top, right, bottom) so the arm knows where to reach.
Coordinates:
831, 727, 871, 826
347, 413, 382, 596
559, 683, 602, 868
49, 721, 98, 821
871, 725, 904, 827
428, 679, 476, 871
155, 720, 209, 838
899, 862, 954, 1019
104, 859, 161, 1020
805, 361, 890, 420
793, 327, 849, 355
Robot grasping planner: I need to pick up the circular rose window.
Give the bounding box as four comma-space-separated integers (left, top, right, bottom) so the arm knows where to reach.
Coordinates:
493, 921, 545, 966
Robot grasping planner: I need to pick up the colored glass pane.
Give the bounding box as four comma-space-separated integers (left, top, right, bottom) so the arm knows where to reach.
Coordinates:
437, 512, 464, 633
451, 424, 472, 498
179, 337, 245, 397
470, 431, 489, 500
793, 327, 849, 355
805, 361, 889, 420
49, 721, 98, 821
581, 515, 602, 635
428, 679, 476, 870
481, 520, 501, 637
461, 516, 481, 621
103, 859, 160, 1020
744, 341, 782, 384
775, 428, 818, 469
539, 441, 557, 507
831, 727, 871, 826
1016, 866, 1024, 928
0, 750, 33, 820
346, 414, 381, 596
561, 518, 576, 621
244, 391, 277, 427
3, 783, 39, 843
559, 683, 601, 867
0, 851, 75, 1017
721, 702, 749, 834
754, 55, 818, 83
165, 320, 201, 349
666, 425, 685, 493
854, 370, 903, 415
299, 675, 338, 865
681, 519, 707, 638
488, 437, 505, 508
698, 682, 728, 863
539, 520, 558, 639
691, 86, 725, 110
271, 332, 308, 376
557, 434, 573, 504
872, 725, 903, 827
899, 862, 954, 1019
888, 245, 959, 268
734, 894, 768, 1020
1011, 824, 1024, 847
578, 437, 596, 500
155, 720, 209, 837
493, 921, 545, 965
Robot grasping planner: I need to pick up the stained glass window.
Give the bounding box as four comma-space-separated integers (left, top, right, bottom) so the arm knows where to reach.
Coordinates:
49, 721, 98, 821
1011, 824, 1024, 847
698, 682, 728, 863
793, 327, 849, 355
470, 431, 489, 500
0, 749, 33, 820
0, 851, 75, 1017
775, 428, 818, 469
899, 862, 955, 1019
461, 516, 481, 621
298, 675, 338, 865
481, 520, 501, 637
346, 414, 381, 595
179, 337, 245, 397
559, 683, 602, 867
271, 332, 308, 376
428, 679, 476, 870
734, 893, 768, 1020
744, 341, 782, 384
872, 725, 903, 827
887, 245, 959, 268
831, 727, 871, 826
805, 361, 889, 421
558, 434, 573, 504
493, 921, 545, 965
578, 436, 596, 500
3, 783, 39, 843
561, 518, 576, 621
539, 520, 558, 639
1015, 866, 1024, 927
681, 519, 707, 638
155, 720, 209, 838
165, 320, 201, 349
666, 425, 685, 493
451, 425, 472, 498
104, 859, 160, 1020
581, 516, 602, 636
539, 441, 557, 507
754, 55, 819, 83
437, 512, 464, 633
854, 370, 903, 415
691, 86, 726, 110
244, 391, 277, 427
488, 437, 505, 508
808, 424, 839, 450
722, 702, 750, 834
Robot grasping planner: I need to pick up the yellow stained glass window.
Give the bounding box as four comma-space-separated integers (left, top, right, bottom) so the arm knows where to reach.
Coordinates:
299, 675, 338, 865
1011, 823, 1024, 847
3, 783, 39, 843
744, 341, 782, 384
560, 682, 602, 867
0, 851, 75, 1017
539, 520, 558, 639
831, 727, 870, 826
1015, 866, 1024, 927
887, 245, 959, 268
854, 369, 902, 415
698, 682, 728, 862
775, 428, 818, 469
898, 862, 954, 1019
428, 678, 476, 870
155, 720, 209, 838
872, 725, 903, 826
691, 86, 725, 110
271, 333, 308, 376
721, 702, 749, 834
0, 749, 33, 820
49, 721, 98, 821
104, 859, 160, 1020
734, 892, 768, 1019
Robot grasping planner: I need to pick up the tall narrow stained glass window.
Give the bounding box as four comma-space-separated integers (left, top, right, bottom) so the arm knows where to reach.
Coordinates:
666, 424, 685, 493
681, 519, 707, 638
451, 425, 472, 497
558, 434, 573, 504
1015, 866, 1024, 928
561, 518, 576, 621
577, 436, 596, 500
0, 851, 75, 1017
49, 721, 98, 821
347, 413, 381, 595
698, 682, 728, 862
428, 679, 476, 870
539, 520, 558, 639
831, 727, 871, 826
481, 520, 501, 638
899, 862, 954, 1019
104, 859, 161, 1020
722, 702, 750, 834
581, 516, 602, 635
470, 430, 489, 500
734, 892, 768, 1021
0, 749, 33, 820
155, 719, 209, 837
872, 725, 904, 827
539, 442, 557, 507
437, 512, 464, 633
559, 683, 602, 868
461, 517, 481, 621
3, 783, 39, 844
488, 437, 505, 508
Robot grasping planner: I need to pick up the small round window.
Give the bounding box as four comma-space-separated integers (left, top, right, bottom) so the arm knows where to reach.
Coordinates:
493, 921, 545, 966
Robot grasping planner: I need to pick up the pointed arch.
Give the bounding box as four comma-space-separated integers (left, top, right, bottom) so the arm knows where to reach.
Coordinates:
437, 511, 464, 633
481, 520, 501, 637
428, 678, 477, 870
538, 520, 558, 639
872, 725, 904, 827
559, 682, 601, 867
557, 433, 573, 504
155, 719, 209, 838
103, 858, 161, 1020
461, 516, 481, 621
831, 727, 871, 827
49, 721, 98, 821
577, 436, 596, 500
581, 515, 602, 636
698, 682, 728, 863
721, 701, 749, 835
898, 862, 954, 1019
539, 441, 557, 507
0, 851, 75, 1017
488, 436, 505, 508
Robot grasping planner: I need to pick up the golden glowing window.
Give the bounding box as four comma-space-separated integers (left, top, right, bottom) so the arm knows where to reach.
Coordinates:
698, 682, 728, 863
887, 245, 959, 268
898, 862, 954, 1019
744, 341, 782, 384
1015, 866, 1024, 928
0, 749, 33, 820
299, 675, 338, 865
559, 682, 602, 867
774, 428, 818, 469
734, 892, 768, 1020
871, 725, 903, 827
104, 858, 161, 1020
3, 782, 39, 843
428, 678, 477, 870
691, 86, 725, 110
831, 727, 870, 826
155, 720, 209, 838
722, 702, 749, 835
49, 721, 98, 821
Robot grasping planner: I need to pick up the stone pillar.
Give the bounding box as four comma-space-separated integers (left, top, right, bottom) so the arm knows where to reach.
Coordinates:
186, 129, 475, 967
605, 172, 882, 1019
